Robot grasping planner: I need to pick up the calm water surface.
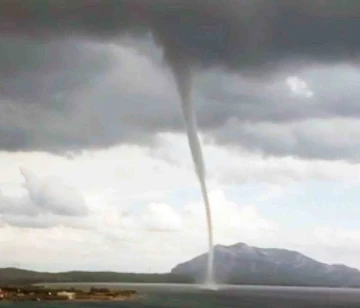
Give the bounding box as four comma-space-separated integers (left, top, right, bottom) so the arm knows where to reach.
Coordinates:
3, 283, 360, 307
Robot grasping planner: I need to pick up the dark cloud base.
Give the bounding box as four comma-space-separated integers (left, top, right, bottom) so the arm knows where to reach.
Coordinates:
2, 0, 360, 70
2, 1, 360, 160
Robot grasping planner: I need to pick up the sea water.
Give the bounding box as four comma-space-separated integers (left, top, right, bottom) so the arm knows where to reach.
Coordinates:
4, 283, 360, 308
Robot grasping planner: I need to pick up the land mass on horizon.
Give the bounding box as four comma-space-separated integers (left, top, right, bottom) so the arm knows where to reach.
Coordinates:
1, 242, 360, 288
172, 243, 360, 287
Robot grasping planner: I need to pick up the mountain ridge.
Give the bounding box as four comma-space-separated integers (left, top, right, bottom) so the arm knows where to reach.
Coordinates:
171, 242, 360, 287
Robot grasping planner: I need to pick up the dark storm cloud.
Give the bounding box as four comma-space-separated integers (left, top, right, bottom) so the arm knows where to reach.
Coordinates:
0, 38, 183, 153
0, 38, 124, 152
0, 38, 112, 104
2, 0, 360, 70
2, 0, 360, 159
196, 65, 360, 126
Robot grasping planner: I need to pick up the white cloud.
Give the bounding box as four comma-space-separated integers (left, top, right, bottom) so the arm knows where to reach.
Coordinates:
155, 133, 360, 185
0, 190, 37, 216
140, 203, 183, 232
2, 134, 360, 272
20, 167, 88, 217
0, 182, 276, 272
277, 227, 360, 269
183, 190, 277, 243
0, 168, 89, 229
314, 227, 360, 248
1, 214, 90, 230
286, 75, 314, 98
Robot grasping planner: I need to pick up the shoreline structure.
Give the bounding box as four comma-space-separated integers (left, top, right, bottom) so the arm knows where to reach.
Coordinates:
0, 286, 137, 302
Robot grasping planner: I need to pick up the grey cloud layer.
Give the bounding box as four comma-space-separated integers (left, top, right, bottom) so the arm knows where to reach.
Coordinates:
2, 40, 360, 160
211, 118, 360, 161
2, 0, 360, 160
0, 39, 121, 152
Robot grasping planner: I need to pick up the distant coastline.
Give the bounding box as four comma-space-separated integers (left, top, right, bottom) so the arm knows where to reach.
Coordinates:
4, 239, 360, 290
0, 267, 193, 286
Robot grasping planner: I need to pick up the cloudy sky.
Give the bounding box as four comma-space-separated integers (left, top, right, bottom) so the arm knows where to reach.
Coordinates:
2, 0, 360, 273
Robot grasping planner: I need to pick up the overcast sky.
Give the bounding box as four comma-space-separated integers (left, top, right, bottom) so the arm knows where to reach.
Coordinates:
2, 0, 360, 273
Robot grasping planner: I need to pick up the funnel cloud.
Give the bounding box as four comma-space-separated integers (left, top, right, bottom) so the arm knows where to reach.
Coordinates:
168, 53, 215, 284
